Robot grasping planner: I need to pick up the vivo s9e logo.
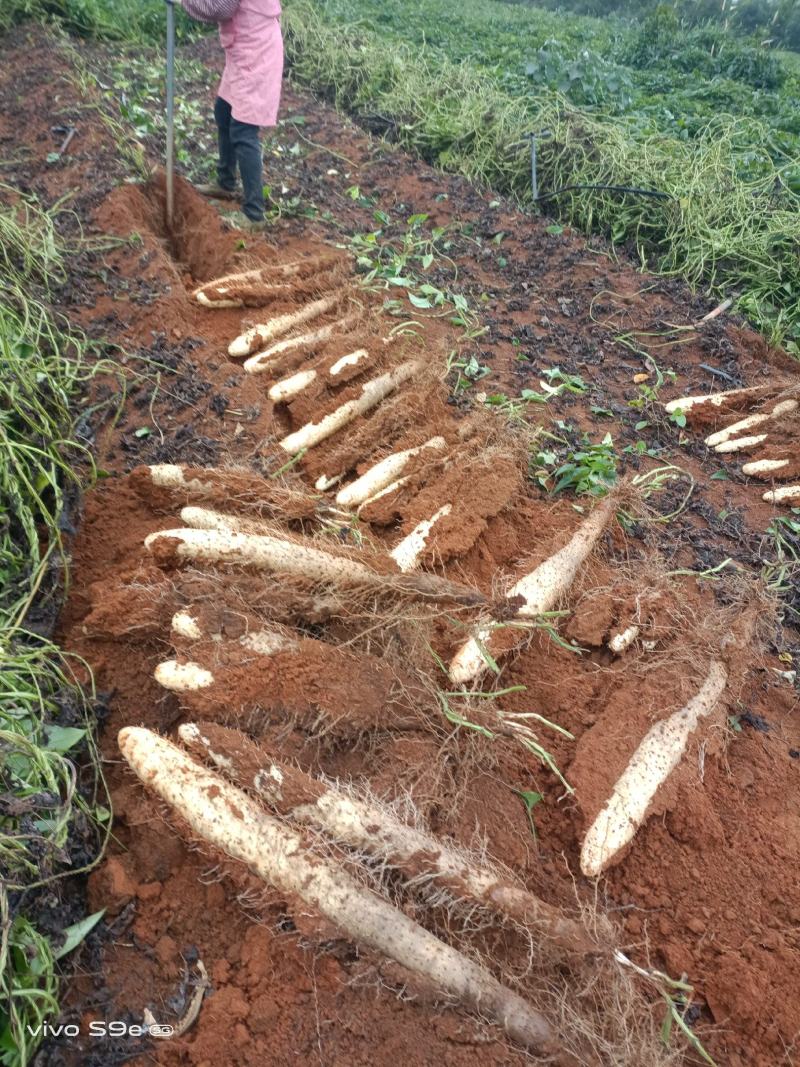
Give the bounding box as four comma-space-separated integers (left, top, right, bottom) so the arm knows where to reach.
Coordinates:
27, 1020, 175, 1038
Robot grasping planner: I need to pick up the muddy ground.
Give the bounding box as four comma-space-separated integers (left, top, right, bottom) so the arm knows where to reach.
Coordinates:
2, 24, 799, 1067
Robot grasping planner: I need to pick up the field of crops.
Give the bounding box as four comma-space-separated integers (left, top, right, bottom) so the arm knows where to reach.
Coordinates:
283, 0, 800, 356
2, 2, 800, 1065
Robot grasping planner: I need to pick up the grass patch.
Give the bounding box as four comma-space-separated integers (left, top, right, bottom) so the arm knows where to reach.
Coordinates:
0, 189, 113, 1066
282, 0, 800, 356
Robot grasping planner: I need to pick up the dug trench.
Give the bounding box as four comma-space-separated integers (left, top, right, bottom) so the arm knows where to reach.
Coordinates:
3, 27, 799, 1067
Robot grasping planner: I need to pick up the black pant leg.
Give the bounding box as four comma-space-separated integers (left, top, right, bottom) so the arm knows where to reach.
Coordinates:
214, 96, 237, 191
229, 118, 265, 221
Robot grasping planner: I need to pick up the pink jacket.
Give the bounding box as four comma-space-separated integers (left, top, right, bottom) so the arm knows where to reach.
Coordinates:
217, 0, 284, 127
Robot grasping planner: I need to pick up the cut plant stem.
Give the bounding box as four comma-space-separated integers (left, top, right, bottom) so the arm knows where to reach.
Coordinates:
119, 727, 555, 1054
336, 436, 446, 509
179, 722, 597, 954
390, 504, 452, 572
580, 660, 728, 877
279, 361, 420, 453
228, 294, 341, 357
449, 495, 616, 685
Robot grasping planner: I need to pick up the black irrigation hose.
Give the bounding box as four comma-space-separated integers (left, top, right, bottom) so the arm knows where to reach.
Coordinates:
534, 184, 674, 202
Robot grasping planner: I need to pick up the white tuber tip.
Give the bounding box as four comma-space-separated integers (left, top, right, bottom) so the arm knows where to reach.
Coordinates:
713, 433, 768, 454
329, 348, 368, 376
608, 625, 640, 655
196, 290, 242, 309
390, 504, 452, 573
580, 660, 727, 877
148, 464, 187, 488
336, 436, 446, 510
155, 660, 214, 691
742, 458, 789, 476
171, 611, 204, 640
268, 370, 317, 402
763, 485, 800, 504
228, 324, 265, 358
448, 626, 493, 685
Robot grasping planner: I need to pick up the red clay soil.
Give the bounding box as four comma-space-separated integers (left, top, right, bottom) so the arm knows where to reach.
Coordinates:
3, 26, 800, 1067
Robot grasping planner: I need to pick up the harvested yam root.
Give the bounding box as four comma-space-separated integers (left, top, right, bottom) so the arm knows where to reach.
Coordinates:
268, 347, 370, 402
663, 383, 783, 420
145, 526, 379, 584
145, 517, 488, 607
192, 255, 343, 308
180, 721, 599, 955
280, 361, 420, 453
229, 294, 345, 358
390, 504, 453, 572
335, 436, 447, 510
130, 464, 319, 521
763, 485, 800, 504
450, 495, 617, 685
119, 727, 556, 1055
664, 386, 800, 504
580, 660, 728, 877
154, 632, 423, 735
243, 316, 359, 374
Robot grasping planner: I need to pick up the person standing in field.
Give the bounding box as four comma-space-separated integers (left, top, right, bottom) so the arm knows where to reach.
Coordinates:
178, 0, 284, 231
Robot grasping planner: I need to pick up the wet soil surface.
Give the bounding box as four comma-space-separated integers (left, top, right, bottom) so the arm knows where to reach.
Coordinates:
2, 25, 799, 1067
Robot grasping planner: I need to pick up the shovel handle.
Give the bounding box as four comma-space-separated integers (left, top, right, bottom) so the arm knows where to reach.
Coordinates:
165, 0, 176, 227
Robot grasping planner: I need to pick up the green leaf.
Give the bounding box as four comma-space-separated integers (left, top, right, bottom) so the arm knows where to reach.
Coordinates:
517, 789, 543, 812
409, 293, 432, 308
52, 911, 105, 962
134, 426, 151, 438
546, 223, 564, 235
710, 470, 730, 480
42, 725, 86, 754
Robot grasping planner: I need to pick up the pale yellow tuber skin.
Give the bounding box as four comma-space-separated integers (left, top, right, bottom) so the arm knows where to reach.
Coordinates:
179, 722, 596, 955
154, 660, 214, 691
742, 458, 789, 477
144, 526, 377, 585
279, 362, 420, 454
449, 495, 616, 685
118, 727, 555, 1054
704, 399, 797, 447
336, 436, 446, 510
763, 485, 800, 504
713, 433, 768, 454
242, 318, 355, 374
228, 294, 340, 357
663, 384, 774, 415
608, 625, 640, 655
390, 505, 452, 573
580, 660, 728, 877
